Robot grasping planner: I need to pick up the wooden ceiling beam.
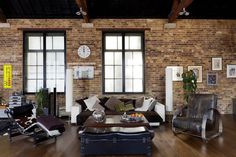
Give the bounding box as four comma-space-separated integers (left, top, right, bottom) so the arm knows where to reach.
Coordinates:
168, 0, 193, 23
0, 8, 7, 23
75, 0, 90, 23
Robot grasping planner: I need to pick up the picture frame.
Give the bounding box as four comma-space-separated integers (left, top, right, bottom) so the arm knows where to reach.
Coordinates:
74, 66, 94, 79
212, 57, 222, 70
188, 66, 203, 82
166, 66, 183, 81
207, 73, 217, 85
227, 64, 236, 78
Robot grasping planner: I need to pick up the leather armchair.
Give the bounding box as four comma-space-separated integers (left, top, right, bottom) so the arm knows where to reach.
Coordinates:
172, 94, 223, 142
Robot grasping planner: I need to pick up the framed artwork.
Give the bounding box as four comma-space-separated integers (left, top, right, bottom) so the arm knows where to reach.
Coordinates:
207, 73, 217, 85
74, 66, 94, 79
227, 64, 236, 78
188, 66, 203, 82
166, 66, 183, 81
212, 57, 222, 70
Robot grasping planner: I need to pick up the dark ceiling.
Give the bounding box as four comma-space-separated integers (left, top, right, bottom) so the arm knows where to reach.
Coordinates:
0, 0, 235, 20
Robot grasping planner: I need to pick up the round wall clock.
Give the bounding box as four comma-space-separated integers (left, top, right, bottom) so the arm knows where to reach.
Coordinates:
78, 45, 91, 58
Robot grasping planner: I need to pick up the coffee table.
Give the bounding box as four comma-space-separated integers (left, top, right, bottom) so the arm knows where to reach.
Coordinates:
80, 115, 152, 156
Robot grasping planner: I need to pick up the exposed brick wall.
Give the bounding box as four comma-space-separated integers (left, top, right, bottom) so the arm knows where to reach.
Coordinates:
0, 19, 235, 114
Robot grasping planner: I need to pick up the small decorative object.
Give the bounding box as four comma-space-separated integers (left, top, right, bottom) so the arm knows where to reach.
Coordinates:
166, 66, 183, 81
92, 109, 105, 123
182, 70, 197, 103
121, 113, 144, 122
207, 73, 217, 85
74, 66, 94, 79
78, 45, 91, 58
188, 66, 202, 82
212, 57, 222, 70
227, 64, 236, 78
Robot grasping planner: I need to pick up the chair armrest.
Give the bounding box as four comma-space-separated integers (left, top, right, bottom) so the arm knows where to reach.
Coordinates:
154, 102, 165, 122
173, 105, 188, 120
201, 108, 223, 139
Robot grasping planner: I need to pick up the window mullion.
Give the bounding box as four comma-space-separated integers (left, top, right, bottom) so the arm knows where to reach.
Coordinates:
122, 33, 125, 93
43, 33, 47, 89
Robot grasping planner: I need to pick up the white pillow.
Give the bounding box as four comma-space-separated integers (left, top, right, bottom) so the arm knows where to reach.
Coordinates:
135, 98, 153, 111
84, 95, 100, 111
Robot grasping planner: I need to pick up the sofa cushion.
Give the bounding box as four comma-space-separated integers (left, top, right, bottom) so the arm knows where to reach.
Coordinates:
92, 100, 105, 111
135, 97, 144, 108
135, 98, 153, 111
84, 96, 100, 111
148, 100, 157, 111
76, 97, 88, 111
105, 96, 123, 111
99, 97, 110, 110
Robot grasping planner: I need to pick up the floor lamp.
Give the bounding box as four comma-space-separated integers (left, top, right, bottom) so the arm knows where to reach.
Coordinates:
66, 69, 73, 116
165, 68, 173, 113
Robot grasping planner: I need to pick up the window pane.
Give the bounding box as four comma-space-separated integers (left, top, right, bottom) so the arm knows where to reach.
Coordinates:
37, 80, 43, 91
125, 52, 133, 65
133, 52, 143, 65
38, 66, 43, 79
56, 53, 65, 65
114, 79, 122, 92
125, 36, 129, 50
56, 66, 65, 79
46, 36, 52, 50
114, 52, 122, 65
47, 80, 56, 91
105, 52, 114, 65
47, 66, 56, 79
28, 66, 36, 79
27, 53, 36, 65
37, 52, 43, 65
27, 80, 36, 92
130, 36, 141, 50
117, 36, 122, 49
53, 36, 64, 50
115, 66, 122, 78
29, 37, 41, 50
106, 36, 121, 50
47, 52, 56, 65
133, 66, 143, 79
105, 66, 114, 78
133, 79, 143, 92
56, 80, 64, 92
125, 79, 133, 92
105, 79, 114, 92
125, 66, 132, 78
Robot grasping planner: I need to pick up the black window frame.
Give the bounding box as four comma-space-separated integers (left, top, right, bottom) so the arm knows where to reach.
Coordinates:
102, 31, 145, 94
23, 31, 66, 94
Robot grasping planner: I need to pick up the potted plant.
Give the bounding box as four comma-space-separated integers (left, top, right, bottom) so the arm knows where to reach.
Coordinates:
0, 92, 6, 106
182, 70, 197, 103
35, 88, 49, 116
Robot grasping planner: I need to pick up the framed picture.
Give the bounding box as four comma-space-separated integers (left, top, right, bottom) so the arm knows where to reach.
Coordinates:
166, 66, 183, 81
227, 64, 236, 78
188, 66, 203, 82
74, 66, 94, 79
212, 57, 222, 70
207, 73, 217, 85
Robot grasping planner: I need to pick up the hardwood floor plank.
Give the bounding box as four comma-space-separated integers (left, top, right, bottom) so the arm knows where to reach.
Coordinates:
0, 115, 236, 157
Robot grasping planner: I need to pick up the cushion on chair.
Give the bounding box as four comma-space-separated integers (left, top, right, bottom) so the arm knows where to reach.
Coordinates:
37, 115, 65, 133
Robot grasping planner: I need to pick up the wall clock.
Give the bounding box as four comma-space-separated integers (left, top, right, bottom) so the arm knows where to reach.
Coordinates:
78, 45, 91, 58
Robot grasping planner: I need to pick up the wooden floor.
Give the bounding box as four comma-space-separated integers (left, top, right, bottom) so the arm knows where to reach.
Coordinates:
0, 115, 236, 157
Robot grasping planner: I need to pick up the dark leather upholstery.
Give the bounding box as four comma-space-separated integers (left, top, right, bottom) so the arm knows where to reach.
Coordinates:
80, 129, 152, 156
172, 94, 222, 141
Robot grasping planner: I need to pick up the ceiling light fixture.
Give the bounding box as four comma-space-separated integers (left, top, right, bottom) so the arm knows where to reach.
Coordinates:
179, 8, 190, 16
76, 7, 87, 16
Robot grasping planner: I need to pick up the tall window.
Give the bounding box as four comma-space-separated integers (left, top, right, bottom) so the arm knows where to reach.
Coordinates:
103, 32, 144, 93
24, 32, 66, 93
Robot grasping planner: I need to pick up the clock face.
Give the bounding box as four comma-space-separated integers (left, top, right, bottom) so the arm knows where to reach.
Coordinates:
78, 45, 91, 58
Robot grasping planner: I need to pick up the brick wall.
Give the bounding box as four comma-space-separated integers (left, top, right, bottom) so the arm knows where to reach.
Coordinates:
0, 19, 235, 114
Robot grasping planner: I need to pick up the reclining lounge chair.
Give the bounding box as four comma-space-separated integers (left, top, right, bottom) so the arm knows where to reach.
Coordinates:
5, 104, 65, 144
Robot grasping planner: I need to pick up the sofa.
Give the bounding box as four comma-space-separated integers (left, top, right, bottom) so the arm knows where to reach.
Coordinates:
75, 96, 165, 127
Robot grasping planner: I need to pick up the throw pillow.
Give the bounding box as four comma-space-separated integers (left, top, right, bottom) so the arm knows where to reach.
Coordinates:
105, 96, 123, 111
124, 104, 135, 111
135, 97, 144, 108
135, 98, 153, 111
99, 97, 110, 110
148, 100, 157, 111
114, 103, 125, 112
92, 100, 105, 111
75, 97, 88, 111
84, 95, 100, 111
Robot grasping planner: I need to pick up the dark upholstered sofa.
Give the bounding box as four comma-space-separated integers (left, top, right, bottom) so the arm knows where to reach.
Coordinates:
76, 97, 165, 127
